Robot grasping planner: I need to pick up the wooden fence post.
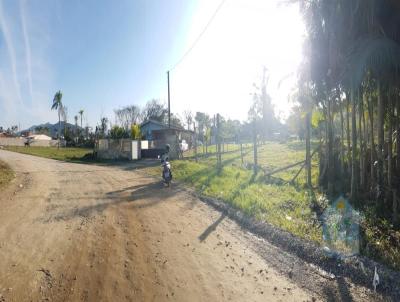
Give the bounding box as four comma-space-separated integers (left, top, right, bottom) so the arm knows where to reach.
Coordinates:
253, 121, 258, 173
306, 111, 312, 188
194, 122, 198, 163
216, 114, 222, 170
240, 141, 244, 165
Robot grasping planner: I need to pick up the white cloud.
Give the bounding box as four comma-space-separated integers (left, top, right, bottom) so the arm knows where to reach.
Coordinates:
0, 0, 55, 129
0, 0, 23, 104
20, 0, 33, 100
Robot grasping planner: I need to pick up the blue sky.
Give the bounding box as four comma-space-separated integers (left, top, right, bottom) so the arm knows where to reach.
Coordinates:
0, 0, 304, 130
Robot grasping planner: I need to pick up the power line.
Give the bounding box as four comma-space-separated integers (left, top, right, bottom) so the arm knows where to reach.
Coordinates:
169, 0, 227, 72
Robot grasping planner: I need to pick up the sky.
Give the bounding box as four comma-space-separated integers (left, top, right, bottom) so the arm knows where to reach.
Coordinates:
0, 0, 305, 130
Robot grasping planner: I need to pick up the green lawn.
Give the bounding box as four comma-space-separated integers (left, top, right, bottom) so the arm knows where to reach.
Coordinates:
4, 146, 93, 162
0, 160, 14, 188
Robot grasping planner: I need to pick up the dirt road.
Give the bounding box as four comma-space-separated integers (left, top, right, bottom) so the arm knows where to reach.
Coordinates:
0, 150, 382, 301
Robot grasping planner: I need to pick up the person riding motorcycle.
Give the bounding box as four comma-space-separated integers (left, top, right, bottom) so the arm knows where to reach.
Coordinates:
160, 144, 172, 185
160, 144, 170, 163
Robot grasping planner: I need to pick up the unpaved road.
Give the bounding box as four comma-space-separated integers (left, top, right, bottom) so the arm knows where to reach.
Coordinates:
0, 150, 383, 301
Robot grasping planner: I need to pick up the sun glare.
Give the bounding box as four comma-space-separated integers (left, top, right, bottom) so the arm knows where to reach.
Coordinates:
170, 0, 305, 122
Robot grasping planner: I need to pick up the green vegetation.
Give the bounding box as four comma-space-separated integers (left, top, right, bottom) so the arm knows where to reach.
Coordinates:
0, 160, 14, 188
147, 141, 400, 270
148, 141, 322, 243
4, 146, 93, 162
183, 141, 320, 187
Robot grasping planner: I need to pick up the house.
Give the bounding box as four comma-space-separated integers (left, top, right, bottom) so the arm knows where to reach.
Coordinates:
140, 120, 183, 140
20, 130, 33, 137
151, 128, 194, 159
139, 120, 194, 159
27, 134, 52, 141
0, 132, 14, 138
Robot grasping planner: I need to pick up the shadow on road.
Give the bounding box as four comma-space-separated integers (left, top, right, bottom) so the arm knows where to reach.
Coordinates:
198, 213, 226, 242
47, 181, 182, 222
322, 276, 354, 302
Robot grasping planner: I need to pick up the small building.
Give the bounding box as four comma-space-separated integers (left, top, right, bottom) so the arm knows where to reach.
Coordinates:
151, 128, 194, 159
27, 134, 52, 141
139, 120, 194, 159
140, 120, 185, 140
21, 130, 33, 137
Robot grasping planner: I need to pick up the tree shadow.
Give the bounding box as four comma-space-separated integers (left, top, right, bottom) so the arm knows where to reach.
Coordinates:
198, 213, 226, 242
321, 276, 353, 302
48, 181, 182, 222
70, 157, 160, 171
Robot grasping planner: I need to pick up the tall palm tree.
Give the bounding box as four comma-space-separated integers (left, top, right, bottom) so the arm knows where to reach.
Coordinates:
74, 115, 78, 140
51, 90, 63, 148
78, 109, 84, 138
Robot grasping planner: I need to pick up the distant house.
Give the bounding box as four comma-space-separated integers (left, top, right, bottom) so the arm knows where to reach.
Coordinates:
27, 134, 52, 141
140, 120, 183, 140
20, 130, 33, 137
0, 132, 14, 138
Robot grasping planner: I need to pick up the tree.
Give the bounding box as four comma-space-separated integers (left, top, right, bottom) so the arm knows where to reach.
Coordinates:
98, 117, 108, 138
79, 109, 84, 137
297, 0, 400, 223
51, 90, 63, 148
74, 115, 79, 140
114, 105, 141, 130
250, 68, 279, 142
195, 112, 211, 153
10, 125, 18, 135
170, 113, 184, 129
142, 99, 167, 123
183, 110, 193, 130
110, 126, 129, 139
131, 124, 141, 140
61, 106, 68, 139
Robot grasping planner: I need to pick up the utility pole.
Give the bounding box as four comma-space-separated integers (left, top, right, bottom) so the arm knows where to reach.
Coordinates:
167, 71, 171, 128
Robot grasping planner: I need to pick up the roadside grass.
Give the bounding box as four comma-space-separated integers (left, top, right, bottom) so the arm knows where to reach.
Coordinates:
3, 146, 93, 162
147, 141, 322, 243
149, 141, 400, 271
0, 160, 14, 188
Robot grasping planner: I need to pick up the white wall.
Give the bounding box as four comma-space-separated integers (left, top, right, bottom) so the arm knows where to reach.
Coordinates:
0, 138, 59, 147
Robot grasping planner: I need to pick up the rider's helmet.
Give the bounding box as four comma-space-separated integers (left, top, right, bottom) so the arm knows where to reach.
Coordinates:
165, 144, 170, 152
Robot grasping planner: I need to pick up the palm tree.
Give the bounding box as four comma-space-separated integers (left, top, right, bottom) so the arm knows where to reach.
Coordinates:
298, 0, 400, 220
78, 109, 84, 138
51, 90, 63, 148
74, 115, 78, 141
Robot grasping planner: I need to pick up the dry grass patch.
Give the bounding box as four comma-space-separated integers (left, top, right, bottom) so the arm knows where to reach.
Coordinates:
0, 160, 14, 188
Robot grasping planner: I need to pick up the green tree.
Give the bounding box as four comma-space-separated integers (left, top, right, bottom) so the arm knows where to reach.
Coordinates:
51, 90, 63, 148
110, 126, 129, 139
131, 124, 141, 140
78, 109, 84, 139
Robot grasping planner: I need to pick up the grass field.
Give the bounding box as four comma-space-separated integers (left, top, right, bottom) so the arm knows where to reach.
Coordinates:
3, 146, 93, 162
148, 141, 323, 243
0, 160, 14, 188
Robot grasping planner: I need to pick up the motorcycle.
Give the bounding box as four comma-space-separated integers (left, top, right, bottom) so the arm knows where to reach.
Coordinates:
158, 155, 172, 186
